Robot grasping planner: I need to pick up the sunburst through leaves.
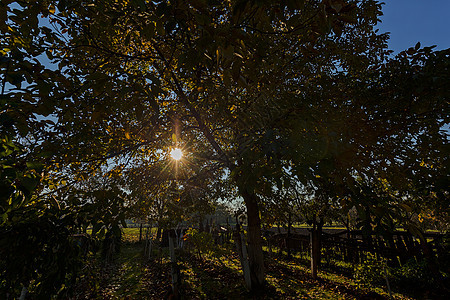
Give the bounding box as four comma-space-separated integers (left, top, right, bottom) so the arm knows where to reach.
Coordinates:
170, 148, 183, 160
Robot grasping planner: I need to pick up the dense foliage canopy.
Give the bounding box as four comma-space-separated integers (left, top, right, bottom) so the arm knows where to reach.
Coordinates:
1, 0, 448, 296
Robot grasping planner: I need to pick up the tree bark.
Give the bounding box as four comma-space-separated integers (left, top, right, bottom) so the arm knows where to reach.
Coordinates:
240, 188, 265, 290
156, 227, 162, 241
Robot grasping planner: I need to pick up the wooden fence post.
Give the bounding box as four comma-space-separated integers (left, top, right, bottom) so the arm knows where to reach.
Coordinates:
240, 232, 252, 290
310, 219, 323, 280
234, 225, 251, 290
169, 230, 180, 299
310, 230, 319, 279
148, 237, 153, 260
383, 264, 393, 299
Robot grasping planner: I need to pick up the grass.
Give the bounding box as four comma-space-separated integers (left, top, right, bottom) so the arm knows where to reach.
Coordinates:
72, 228, 444, 299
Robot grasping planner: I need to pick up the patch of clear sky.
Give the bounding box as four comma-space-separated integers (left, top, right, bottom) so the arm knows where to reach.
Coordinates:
376, 0, 450, 53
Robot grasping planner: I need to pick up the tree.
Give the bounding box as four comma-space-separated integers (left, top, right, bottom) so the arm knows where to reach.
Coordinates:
2, 0, 448, 294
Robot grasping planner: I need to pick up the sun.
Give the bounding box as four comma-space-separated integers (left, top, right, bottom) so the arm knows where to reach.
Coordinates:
170, 148, 183, 160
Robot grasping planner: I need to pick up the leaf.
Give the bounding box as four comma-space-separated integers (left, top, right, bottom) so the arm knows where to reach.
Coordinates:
49, 4, 56, 14
124, 32, 131, 46
26, 161, 44, 172
330, 2, 343, 13
57, 0, 67, 12
338, 14, 357, 24
156, 20, 165, 35
7, 72, 24, 88
135, 103, 144, 120
407, 223, 425, 242
399, 203, 412, 212
415, 42, 421, 50
21, 176, 39, 192
142, 22, 156, 39
190, 0, 207, 11
131, 0, 146, 11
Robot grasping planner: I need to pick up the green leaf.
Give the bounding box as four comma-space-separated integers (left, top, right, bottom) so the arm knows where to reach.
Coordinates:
142, 22, 156, 39
399, 203, 412, 212
156, 20, 165, 35
21, 176, 39, 192
7, 72, 24, 88
26, 161, 44, 172
124, 32, 131, 46
131, 0, 146, 11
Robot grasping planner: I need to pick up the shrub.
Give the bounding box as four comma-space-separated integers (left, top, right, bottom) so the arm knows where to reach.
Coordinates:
184, 228, 215, 260
392, 258, 445, 290
354, 253, 388, 287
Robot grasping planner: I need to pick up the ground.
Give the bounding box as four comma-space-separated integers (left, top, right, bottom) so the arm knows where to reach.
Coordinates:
71, 228, 442, 299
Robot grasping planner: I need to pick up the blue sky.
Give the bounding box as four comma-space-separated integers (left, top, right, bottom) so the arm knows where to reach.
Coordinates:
376, 0, 450, 53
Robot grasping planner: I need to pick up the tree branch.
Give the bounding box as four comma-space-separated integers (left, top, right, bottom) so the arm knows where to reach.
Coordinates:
152, 44, 235, 171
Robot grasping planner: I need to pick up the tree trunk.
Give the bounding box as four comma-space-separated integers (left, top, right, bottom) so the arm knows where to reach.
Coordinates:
240, 189, 265, 290
156, 227, 162, 241
205, 219, 210, 233
199, 217, 204, 232
362, 206, 373, 250
139, 223, 143, 243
